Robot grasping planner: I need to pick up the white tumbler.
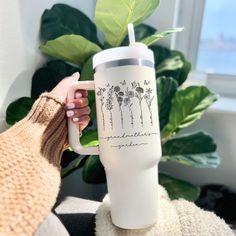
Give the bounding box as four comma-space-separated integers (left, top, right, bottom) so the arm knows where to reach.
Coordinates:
68, 24, 162, 229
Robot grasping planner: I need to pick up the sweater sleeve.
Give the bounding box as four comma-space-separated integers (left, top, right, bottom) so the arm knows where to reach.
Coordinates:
0, 93, 67, 236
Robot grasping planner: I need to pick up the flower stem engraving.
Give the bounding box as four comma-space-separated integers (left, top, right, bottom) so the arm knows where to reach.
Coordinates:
114, 86, 124, 129
105, 85, 114, 129
128, 105, 134, 127
134, 83, 144, 127
124, 88, 134, 127
144, 89, 154, 125
97, 87, 106, 130
97, 80, 155, 129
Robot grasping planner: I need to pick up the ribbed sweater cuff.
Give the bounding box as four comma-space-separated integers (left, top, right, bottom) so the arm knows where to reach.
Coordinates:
27, 93, 66, 125
34, 93, 67, 165
18, 92, 67, 166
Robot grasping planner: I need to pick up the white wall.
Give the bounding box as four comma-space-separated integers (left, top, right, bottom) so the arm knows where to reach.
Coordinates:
0, 0, 235, 196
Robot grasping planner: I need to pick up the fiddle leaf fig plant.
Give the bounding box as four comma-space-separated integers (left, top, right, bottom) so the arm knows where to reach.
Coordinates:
6, 1, 220, 201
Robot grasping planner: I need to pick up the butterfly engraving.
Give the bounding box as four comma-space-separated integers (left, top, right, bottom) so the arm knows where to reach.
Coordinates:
131, 81, 137, 89
120, 80, 126, 86
144, 80, 150, 86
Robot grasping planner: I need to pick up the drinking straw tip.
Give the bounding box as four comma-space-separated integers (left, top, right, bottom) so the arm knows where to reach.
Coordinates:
128, 23, 136, 44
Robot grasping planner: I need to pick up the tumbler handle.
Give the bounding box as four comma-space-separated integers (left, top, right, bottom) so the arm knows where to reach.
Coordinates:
67, 81, 99, 155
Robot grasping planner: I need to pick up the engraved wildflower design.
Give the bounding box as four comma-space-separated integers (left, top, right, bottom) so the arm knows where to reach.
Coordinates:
96, 87, 106, 130
96, 79, 154, 129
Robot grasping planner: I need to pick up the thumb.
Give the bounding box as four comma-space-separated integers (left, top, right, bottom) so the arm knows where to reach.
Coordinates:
50, 72, 80, 102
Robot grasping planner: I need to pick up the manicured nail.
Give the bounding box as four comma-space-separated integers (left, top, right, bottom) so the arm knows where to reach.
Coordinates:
66, 110, 74, 117
73, 117, 80, 122
67, 103, 75, 109
75, 92, 82, 98
72, 72, 80, 77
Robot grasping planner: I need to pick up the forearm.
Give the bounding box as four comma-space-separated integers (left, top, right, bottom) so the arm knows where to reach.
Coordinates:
0, 93, 67, 235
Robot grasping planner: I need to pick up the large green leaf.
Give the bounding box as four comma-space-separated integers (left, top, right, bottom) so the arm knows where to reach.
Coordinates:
61, 155, 88, 178
40, 35, 101, 65
162, 86, 218, 138
82, 155, 106, 184
89, 102, 97, 121
122, 23, 156, 45
80, 129, 99, 147
171, 50, 191, 85
79, 57, 96, 110
141, 28, 183, 46
60, 148, 80, 168
41, 4, 100, 45
94, 0, 160, 47
162, 131, 220, 168
6, 97, 35, 125
150, 45, 172, 66
87, 91, 96, 114
157, 76, 178, 130
151, 45, 191, 86
31, 60, 78, 99
80, 57, 93, 81
156, 55, 184, 74
157, 50, 191, 86
159, 172, 200, 201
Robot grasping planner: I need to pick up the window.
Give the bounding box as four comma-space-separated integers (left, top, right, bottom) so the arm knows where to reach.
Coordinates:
173, 0, 236, 98
196, 0, 236, 75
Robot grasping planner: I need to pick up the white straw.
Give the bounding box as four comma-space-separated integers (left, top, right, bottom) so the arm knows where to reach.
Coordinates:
128, 23, 135, 44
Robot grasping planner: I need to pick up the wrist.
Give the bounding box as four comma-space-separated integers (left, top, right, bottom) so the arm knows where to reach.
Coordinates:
28, 93, 66, 125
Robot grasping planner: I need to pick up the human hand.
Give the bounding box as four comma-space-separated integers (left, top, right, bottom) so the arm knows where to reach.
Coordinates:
50, 72, 90, 132
65, 74, 91, 132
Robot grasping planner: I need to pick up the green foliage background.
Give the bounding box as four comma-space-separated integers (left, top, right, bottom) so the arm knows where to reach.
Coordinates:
6, 1, 221, 201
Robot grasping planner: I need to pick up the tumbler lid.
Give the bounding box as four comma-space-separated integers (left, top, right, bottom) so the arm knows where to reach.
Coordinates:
93, 23, 154, 69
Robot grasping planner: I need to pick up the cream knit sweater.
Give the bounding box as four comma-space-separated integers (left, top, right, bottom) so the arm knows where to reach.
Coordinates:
0, 93, 66, 236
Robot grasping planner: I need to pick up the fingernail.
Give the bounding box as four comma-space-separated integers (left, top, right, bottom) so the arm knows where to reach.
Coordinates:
75, 92, 82, 98
67, 103, 75, 109
72, 72, 80, 77
73, 117, 80, 122
66, 110, 74, 117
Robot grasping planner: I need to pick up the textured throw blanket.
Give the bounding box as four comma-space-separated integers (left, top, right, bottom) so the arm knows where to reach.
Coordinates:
96, 185, 234, 236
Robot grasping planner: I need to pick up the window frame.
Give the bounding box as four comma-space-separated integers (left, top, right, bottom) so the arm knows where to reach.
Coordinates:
172, 0, 236, 98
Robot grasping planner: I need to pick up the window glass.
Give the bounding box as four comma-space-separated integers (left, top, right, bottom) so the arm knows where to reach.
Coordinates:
196, 0, 236, 75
